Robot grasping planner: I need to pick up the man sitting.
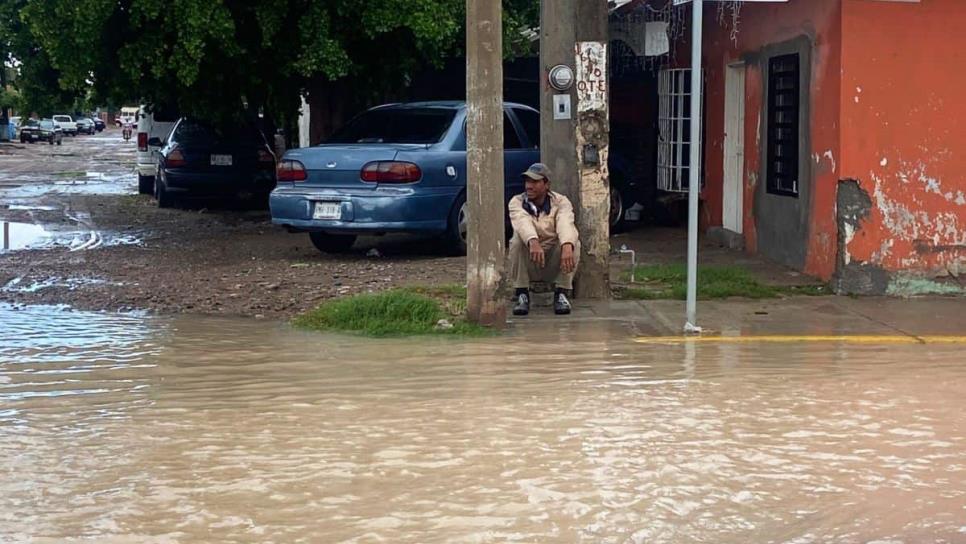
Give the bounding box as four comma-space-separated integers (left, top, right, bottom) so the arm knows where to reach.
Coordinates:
508, 163, 580, 316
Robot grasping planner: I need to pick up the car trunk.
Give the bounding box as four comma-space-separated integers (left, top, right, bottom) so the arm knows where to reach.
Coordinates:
287, 144, 427, 188
178, 142, 269, 174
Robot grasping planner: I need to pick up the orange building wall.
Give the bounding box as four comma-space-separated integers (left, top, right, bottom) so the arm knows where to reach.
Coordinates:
697, 0, 843, 279
839, 0, 966, 286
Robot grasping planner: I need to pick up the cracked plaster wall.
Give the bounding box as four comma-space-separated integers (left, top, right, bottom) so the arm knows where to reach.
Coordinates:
838, 0, 966, 293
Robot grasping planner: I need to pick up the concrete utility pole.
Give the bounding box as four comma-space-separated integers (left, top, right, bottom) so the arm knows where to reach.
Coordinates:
465, 0, 507, 327
540, 0, 610, 299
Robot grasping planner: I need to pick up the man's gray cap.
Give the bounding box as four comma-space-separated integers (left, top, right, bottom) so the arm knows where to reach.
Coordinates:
521, 163, 551, 181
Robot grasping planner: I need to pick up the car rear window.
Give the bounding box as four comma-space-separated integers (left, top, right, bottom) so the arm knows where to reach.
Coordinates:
40, 120, 54, 129
147, 106, 179, 123
174, 121, 266, 146
328, 108, 456, 145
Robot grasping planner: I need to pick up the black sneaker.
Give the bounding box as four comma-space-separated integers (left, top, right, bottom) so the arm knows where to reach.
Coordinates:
554, 292, 572, 315
512, 293, 530, 316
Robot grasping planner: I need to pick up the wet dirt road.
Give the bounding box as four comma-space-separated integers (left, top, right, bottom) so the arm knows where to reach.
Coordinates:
0, 132, 464, 318
1, 304, 965, 543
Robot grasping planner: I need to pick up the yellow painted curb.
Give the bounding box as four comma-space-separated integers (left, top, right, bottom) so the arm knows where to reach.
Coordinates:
634, 335, 966, 345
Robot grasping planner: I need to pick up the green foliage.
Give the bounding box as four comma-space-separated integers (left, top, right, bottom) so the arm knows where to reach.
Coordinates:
617, 264, 828, 300
0, 87, 18, 111
9, 0, 539, 127
293, 288, 489, 337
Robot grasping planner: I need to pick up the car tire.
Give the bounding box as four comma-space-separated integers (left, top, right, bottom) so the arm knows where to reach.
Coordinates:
48, 137, 54, 145
155, 177, 175, 208
609, 186, 626, 233
444, 193, 468, 256
309, 232, 356, 254
56, 138, 62, 146
137, 174, 155, 195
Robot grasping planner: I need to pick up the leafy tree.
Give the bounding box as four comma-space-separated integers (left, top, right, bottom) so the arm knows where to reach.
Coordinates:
1, 0, 87, 117
16, 0, 538, 132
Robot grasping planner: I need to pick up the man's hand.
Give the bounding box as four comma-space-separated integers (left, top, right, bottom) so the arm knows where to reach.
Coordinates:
528, 239, 546, 268
561, 243, 576, 274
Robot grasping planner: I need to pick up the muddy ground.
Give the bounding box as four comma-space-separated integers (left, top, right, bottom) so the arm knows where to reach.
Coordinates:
0, 131, 464, 318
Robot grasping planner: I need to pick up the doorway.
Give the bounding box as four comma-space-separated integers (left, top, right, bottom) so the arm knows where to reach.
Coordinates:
723, 63, 746, 234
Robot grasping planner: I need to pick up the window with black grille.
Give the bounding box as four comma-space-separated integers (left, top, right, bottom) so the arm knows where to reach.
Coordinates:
766, 54, 800, 197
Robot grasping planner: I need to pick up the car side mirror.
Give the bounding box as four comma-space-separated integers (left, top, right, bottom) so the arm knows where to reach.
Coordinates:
147, 137, 163, 147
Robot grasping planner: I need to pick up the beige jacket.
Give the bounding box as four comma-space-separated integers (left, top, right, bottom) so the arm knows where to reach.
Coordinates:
508, 191, 579, 249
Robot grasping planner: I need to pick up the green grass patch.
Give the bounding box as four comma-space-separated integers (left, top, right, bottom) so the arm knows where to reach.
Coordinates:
293, 287, 490, 337
615, 264, 828, 300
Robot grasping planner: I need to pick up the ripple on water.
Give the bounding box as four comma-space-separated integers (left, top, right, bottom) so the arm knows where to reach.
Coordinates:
0, 305, 964, 543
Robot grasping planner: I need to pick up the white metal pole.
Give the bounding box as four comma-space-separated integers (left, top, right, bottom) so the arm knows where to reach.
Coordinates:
685, 0, 703, 333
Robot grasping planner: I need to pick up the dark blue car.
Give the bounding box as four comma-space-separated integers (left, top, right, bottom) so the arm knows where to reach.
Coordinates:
152, 118, 277, 208
270, 101, 540, 254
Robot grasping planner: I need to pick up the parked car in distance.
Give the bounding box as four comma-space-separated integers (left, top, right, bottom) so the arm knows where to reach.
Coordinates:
270, 101, 539, 254
19, 119, 63, 145
52, 115, 78, 136
136, 106, 178, 194
152, 118, 276, 208
75, 117, 96, 135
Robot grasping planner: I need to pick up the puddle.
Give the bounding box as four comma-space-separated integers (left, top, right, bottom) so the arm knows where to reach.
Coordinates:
0, 221, 52, 251
0, 172, 136, 198
1, 220, 143, 253
2, 276, 119, 293
5, 204, 60, 212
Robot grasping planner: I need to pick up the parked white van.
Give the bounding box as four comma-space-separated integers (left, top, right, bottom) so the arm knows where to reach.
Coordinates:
136, 106, 178, 194
52, 115, 78, 136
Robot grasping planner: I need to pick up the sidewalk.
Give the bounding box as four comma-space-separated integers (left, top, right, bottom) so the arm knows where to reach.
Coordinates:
513, 296, 966, 340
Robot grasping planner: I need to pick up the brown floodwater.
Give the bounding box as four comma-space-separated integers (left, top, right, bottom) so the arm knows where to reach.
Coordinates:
1, 304, 964, 543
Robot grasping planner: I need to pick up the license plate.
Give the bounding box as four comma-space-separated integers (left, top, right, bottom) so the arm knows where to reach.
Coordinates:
210, 154, 233, 166
313, 202, 341, 220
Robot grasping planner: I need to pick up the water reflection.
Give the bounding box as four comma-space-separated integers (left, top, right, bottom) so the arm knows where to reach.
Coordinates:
1, 221, 51, 251
0, 304, 964, 543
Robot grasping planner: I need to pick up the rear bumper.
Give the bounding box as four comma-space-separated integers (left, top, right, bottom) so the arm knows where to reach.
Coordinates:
269, 185, 461, 234
137, 160, 156, 177
162, 169, 276, 196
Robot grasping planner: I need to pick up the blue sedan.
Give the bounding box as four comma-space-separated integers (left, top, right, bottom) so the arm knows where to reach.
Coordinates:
270, 101, 540, 254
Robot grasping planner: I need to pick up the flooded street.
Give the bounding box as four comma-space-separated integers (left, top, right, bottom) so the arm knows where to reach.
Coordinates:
2, 304, 964, 543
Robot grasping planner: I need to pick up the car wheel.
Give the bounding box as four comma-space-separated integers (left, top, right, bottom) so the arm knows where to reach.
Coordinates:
56, 137, 62, 146
609, 186, 625, 233
137, 174, 155, 195
48, 137, 54, 145
155, 176, 175, 208
309, 232, 356, 254
444, 193, 468, 256
20, 136, 25, 144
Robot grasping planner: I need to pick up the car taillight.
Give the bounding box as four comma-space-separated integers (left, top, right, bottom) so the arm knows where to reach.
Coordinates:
360, 161, 422, 184
137, 132, 147, 152
167, 147, 186, 168
257, 149, 275, 168
276, 159, 307, 182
